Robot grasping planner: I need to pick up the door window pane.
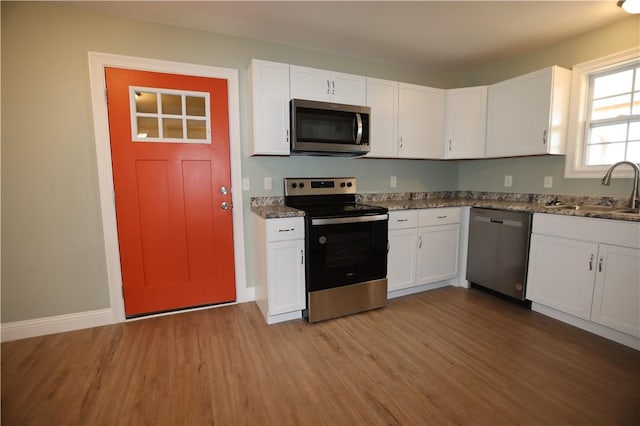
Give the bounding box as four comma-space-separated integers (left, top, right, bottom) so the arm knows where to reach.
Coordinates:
137, 117, 159, 138
163, 118, 183, 138
186, 96, 206, 116
161, 94, 182, 115
187, 119, 207, 139
135, 92, 158, 114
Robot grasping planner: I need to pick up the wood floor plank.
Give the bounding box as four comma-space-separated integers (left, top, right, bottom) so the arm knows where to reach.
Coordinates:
2, 287, 639, 425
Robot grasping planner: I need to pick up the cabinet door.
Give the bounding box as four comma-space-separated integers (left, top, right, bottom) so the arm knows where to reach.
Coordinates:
398, 83, 445, 159
366, 78, 399, 158
416, 224, 460, 285
290, 65, 331, 102
388, 227, 418, 291
249, 59, 290, 155
591, 244, 640, 337
267, 239, 305, 316
486, 67, 553, 157
444, 86, 487, 159
526, 234, 598, 320
332, 71, 366, 105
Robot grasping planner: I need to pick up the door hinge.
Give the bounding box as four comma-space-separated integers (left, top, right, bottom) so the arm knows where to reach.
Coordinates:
104, 88, 109, 104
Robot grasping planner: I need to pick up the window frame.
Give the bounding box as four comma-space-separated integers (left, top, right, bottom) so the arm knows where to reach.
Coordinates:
564, 47, 640, 179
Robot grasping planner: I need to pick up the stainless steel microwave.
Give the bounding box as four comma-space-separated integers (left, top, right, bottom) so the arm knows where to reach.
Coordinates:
290, 99, 370, 157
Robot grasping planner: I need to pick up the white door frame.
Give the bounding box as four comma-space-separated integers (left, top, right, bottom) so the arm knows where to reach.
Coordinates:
88, 52, 248, 323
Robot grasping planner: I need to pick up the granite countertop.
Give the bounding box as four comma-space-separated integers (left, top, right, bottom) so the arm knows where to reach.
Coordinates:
251, 192, 640, 222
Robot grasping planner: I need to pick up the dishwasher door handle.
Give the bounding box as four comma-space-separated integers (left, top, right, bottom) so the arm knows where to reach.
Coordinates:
475, 215, 523, 228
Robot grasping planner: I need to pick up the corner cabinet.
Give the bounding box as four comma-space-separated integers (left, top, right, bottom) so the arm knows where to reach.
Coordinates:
388, 208, 461, 293
249, 59, 291, 155
398, 83, 445, 159
444, 86, 487, 159
485, 66, 571, 158
253, 216, 306, 324
526, 214, 640, 347
290, 65, 366, 105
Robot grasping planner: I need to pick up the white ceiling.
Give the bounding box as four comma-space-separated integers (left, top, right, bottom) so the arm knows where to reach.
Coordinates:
70, 1, 630, 72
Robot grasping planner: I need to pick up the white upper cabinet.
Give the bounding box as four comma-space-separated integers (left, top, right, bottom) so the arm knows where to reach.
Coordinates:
249, 59, 291, 155
485, 66, 571, 158
398, 83, 445, 159
444, 86, 487, 159
290, 65, 366, 105
365, 77, 399, 158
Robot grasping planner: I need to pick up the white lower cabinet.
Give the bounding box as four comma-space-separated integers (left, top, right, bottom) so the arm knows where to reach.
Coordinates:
526, 214, 640, 346
254, 216, 306, 324
388, 208, 461, 293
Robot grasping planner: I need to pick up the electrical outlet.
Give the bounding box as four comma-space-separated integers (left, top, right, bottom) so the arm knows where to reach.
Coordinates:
504, 175, 513, 187
390, 176, 397, 188
544, 176, 553, 188
264, 177, 272, 190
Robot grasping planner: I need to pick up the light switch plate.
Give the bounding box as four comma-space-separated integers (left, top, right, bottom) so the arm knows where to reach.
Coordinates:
544, 176, 553, 188
242, 178, 250, 191
390, 176, 397, 188
264, 177, 272, 190
504, 175, 513, 187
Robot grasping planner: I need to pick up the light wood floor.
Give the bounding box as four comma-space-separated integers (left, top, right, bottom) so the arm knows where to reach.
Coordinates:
2, 286, 639, 425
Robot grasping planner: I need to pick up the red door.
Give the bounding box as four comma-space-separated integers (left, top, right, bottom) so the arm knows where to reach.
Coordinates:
105, 67, 235, 317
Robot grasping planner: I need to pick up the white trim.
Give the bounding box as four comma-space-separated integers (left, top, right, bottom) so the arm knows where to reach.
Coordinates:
1, 309, 113, 342
88, 52, 249, 324
387, 282, 452, 300
565, 47, 640, 179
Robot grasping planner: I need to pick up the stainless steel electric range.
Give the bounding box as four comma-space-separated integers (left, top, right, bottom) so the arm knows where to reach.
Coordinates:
284, 177, 389, 323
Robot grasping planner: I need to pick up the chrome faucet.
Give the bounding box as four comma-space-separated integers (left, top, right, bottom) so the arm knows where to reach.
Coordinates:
601, 161, 640, 209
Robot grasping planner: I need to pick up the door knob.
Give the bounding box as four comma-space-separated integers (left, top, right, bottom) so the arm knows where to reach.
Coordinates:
221, 201, 230, 210
219, 186, 228, 195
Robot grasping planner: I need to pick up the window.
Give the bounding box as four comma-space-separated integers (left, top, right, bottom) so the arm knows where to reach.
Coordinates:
565, 48, 640, 178
129, 86, 211, 144
584, 63, 640, 165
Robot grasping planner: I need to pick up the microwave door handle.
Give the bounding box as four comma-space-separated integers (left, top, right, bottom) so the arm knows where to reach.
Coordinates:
355, 113, 363, 145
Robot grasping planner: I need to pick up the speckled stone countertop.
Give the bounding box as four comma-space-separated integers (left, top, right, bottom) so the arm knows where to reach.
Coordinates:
251, 192, 640, 222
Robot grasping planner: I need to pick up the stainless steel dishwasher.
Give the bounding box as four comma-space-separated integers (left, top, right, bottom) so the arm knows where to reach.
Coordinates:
466, 208, 532, 302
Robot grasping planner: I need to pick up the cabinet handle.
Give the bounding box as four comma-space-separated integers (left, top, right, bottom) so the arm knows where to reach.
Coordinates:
332, 80, 335, 95
400, 136, 403, 148
285, 129, 289, 144
589, 254, 594, 271
598, 256, 603, 272
301, 250, 304, 265
418, 236, 423, 249
278, 228, 294, 233
542, 130, 547, 145
397, 218, 408, 222
437, 215, 448, 219
449, 139, 452, 151
327, 80, 331, 94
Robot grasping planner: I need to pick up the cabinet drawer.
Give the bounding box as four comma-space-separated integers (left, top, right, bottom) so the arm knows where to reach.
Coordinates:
266, 217, 305, 242
388, 210, 418, 230
418, 208, 461, 226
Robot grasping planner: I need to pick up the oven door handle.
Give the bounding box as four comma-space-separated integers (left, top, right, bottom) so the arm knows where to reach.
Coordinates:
311, 214, 388, 226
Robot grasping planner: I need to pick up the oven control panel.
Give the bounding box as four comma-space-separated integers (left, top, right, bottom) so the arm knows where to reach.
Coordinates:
284, 177, 356, 196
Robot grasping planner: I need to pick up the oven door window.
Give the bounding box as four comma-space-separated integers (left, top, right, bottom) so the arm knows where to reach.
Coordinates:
307, 219, 387, 291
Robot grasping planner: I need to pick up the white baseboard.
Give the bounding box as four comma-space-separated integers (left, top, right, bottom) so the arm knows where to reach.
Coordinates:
1, 309, 115, 342
1, 287, 257, 342
388, 281, 452, 300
